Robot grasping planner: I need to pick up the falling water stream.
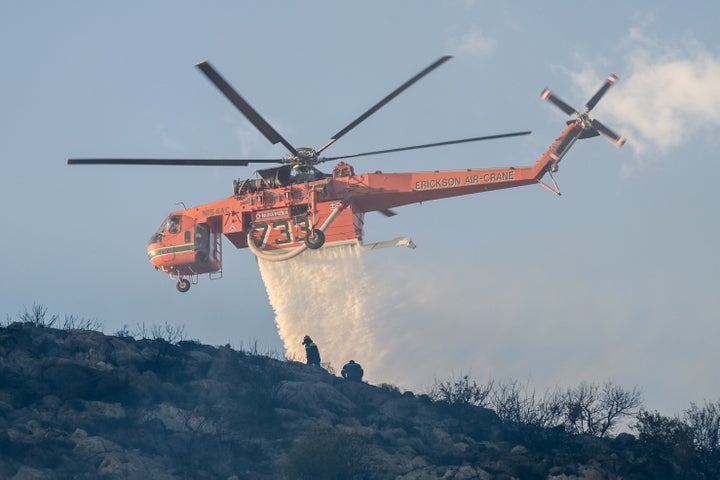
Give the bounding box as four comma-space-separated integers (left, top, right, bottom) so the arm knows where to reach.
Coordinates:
258, 245, 385, 379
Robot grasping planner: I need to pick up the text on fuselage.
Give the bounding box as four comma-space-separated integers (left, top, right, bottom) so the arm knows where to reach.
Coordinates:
201, 206, 230, 217
414, 171, 515, 191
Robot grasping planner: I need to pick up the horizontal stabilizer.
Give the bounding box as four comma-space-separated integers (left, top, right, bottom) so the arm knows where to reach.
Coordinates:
359, 237, 416, 251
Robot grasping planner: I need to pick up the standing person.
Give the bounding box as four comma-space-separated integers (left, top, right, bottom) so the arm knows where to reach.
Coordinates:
341, 360, 364, 382
302, 335, 321, 366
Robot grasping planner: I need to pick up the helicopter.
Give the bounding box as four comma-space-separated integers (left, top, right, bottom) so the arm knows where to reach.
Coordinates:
68, 56, 625, 292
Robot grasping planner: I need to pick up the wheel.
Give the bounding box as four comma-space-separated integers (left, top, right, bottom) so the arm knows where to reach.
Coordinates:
176, 278, 191, 293
304, 229, 325, 249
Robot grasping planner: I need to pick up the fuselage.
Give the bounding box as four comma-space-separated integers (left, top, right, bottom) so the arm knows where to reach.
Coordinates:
146, 122, 580, 278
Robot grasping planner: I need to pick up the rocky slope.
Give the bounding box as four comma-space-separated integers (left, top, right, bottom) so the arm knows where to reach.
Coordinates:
0, 322, 707, 479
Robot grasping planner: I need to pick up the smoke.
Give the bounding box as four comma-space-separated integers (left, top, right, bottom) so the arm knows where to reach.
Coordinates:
569, 25, 720, 175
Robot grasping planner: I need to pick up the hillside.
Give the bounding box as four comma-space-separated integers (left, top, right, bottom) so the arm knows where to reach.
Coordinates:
0, 321, 713, 479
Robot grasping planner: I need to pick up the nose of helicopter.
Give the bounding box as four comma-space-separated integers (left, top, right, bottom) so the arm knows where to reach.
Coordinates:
147, 236, 166, 270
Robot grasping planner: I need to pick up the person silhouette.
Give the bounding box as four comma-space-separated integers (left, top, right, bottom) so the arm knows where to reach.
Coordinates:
302, 335, 321, 366
341, 360, 364, 382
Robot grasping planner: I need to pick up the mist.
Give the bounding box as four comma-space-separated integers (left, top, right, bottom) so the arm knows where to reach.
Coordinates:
258, 245, 463, 387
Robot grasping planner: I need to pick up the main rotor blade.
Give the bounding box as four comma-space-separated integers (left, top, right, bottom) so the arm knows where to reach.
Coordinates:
590, 119, 626, 147
316, 56, 453, 155
68, 158, 282, 166
585, 74, 618, 112
322, 130, 531, 162
196, 61, 298, 156
540, 88, 578, 116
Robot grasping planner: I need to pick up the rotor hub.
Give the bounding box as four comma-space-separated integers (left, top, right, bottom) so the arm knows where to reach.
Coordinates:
286, 147, 320, 167
577, 112, 593, 130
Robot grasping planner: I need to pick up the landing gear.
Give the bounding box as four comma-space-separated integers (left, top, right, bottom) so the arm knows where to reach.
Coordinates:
304, 229, 325, 249
176, 278, 191, 293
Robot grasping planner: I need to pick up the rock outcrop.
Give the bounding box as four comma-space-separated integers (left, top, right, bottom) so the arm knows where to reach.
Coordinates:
0, 323, 704, 479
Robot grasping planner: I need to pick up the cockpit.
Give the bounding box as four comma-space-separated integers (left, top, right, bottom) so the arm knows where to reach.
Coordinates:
148, 214, 183, 245
146, 213, 223, 292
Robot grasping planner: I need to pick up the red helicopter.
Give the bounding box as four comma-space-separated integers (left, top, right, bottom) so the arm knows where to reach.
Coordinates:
69, 56, 625, 292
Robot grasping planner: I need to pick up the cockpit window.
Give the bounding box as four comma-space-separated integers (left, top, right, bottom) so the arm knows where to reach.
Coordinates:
149, 215, 183, 245
167, 215, 181, 234
155, 216, 182, 234
148, 232, 163, 245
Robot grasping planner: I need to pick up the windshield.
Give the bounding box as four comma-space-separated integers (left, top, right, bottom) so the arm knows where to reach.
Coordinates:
148, 215, 182, 245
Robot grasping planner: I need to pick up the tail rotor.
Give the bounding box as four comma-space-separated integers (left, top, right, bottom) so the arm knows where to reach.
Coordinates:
541, 74, 626, 148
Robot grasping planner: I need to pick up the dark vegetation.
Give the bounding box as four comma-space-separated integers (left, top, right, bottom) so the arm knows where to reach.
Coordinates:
1, 304, 718, 479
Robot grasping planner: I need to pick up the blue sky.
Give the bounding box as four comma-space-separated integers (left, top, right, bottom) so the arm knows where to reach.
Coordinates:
1, 1, 719, 416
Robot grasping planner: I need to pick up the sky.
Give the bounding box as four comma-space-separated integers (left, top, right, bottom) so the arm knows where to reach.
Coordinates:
1, 1, 719, 417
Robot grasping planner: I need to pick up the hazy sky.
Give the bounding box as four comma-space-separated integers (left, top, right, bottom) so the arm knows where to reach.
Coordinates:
1, 1, 718, 416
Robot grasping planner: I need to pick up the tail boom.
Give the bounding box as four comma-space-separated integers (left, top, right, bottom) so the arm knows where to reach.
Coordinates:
338, 122, 584, 212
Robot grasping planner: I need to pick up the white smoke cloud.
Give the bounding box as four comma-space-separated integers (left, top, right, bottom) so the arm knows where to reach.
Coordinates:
570, 27, 720, 175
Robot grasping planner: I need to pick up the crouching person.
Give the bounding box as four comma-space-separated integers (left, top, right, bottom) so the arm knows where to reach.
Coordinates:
341, 360, 364, 382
